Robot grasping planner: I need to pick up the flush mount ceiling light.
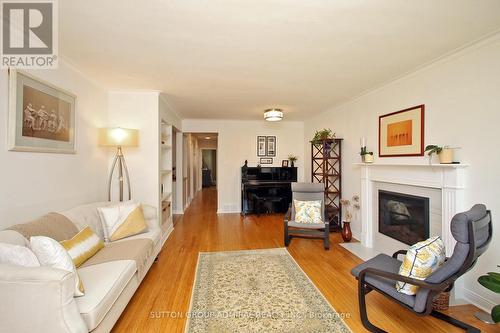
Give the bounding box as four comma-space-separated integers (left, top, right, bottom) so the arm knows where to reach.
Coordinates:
205, 136, 211, 139
264, 108, 283, 122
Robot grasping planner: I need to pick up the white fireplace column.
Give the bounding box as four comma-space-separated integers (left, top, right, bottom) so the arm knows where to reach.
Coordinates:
358, 163, 468, 257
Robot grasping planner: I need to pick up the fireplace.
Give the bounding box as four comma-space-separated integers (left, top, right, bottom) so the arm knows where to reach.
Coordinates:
378, 190, 429, 245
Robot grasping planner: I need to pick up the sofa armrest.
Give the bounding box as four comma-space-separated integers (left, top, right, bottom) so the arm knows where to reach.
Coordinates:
0, 263, 88, 333
142, 204, 160, 230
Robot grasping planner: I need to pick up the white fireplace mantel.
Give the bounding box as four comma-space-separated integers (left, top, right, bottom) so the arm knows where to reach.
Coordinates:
355, 163, 468, 256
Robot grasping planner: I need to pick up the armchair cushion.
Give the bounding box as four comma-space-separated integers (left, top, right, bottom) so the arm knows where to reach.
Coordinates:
294, 199, 323, 224
351, 254, 416, 309
287, 221, 327, 229
396, 236, 445, 295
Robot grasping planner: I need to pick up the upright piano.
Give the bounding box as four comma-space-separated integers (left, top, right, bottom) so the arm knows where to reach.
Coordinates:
241, 166, 297, 215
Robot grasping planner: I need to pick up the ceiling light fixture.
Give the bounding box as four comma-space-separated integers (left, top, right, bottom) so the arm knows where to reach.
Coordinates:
205, 136, 211, 139
264, 108, 283, 122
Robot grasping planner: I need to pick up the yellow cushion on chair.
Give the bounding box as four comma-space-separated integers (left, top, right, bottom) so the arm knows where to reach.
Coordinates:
60, 226, 104, 267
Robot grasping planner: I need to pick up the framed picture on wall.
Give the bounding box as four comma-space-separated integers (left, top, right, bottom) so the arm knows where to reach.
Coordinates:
8, 70, 77, 154
379, 105, 424, 157
260, 157, 273, 164
257, 136, 267, 156
266, 136, 276, 157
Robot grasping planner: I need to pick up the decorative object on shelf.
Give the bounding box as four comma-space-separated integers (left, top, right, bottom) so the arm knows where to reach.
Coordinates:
311, 137, 342, 231
263, 108, 283, 121
311, 128, 335, 144
257, 136, 266, 156
260, 157, 273, 164
379, 105, 424, 157
474, 265, 500, 324
288, 154, 298, 167
98, 127, 139, 201
360, 138, 374, 163
340, 195, 360, 242
8, 70, 76, 153
425, 145, 458, 164
282, 160, 289, 167
266, 136, 277, 156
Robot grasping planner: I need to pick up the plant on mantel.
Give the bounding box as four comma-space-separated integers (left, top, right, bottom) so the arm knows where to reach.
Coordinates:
476, 265, 500, 323
360, 146, 374, 163
425, 144, 456, 164
288, 154, 298, 167
310, 128, 335, 144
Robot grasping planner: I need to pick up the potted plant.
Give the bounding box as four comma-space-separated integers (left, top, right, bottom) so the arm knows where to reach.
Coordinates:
288, 154, 298, 167
425, 145, 454, 164
475, 266, 500, 324
360, 146, 374, 163
311, 129, 335, 144
339, 195, 360, 242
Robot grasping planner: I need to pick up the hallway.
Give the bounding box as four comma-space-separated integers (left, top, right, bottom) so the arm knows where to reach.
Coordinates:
113, 188, 492, 333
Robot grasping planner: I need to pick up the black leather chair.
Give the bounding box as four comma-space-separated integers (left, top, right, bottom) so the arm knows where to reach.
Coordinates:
351, 204, 492, 333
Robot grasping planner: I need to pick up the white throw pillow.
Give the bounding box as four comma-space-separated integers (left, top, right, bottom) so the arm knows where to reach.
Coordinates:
30, 236, 84, 296
98, 201, 147, 242
0, 242, 40, 267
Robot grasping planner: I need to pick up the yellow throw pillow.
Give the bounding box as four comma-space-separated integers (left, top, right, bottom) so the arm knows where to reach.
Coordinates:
294, 199, 323, 224
98, 202, 147, 242
60, 226, 104, 268
396, 236, 446, 295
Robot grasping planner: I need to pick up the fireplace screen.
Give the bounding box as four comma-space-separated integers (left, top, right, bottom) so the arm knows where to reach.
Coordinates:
378, 190, 430, 245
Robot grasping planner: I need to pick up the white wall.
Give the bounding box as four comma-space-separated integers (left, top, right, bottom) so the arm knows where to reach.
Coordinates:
0, 63, 108, 228
182, 119, 305, 213
107, 91, 160, 207
304, 34, 500, 310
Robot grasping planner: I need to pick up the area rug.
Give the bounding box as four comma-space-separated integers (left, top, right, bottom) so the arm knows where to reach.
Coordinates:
185, 248, 351, 333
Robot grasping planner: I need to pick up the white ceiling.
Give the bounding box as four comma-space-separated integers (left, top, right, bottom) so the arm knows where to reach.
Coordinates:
61, 0, 500, 120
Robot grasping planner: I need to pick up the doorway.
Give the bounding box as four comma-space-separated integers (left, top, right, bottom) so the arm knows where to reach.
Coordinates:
202, 149, 217, 187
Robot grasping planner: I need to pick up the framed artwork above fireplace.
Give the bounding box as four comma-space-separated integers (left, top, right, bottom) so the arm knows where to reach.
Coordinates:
379, 105, 424, 157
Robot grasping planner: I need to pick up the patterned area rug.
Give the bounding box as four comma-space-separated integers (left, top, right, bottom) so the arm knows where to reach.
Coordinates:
185, 248, 351, 333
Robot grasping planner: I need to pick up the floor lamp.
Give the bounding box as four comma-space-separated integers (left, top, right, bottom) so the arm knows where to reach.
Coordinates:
99, 128, 139, 201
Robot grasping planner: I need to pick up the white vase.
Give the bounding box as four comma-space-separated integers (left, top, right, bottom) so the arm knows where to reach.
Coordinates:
439, 148, 453, 164
363, 154, 374, 163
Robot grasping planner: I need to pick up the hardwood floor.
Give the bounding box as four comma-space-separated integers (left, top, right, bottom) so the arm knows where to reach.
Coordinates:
113, 187, 495, 332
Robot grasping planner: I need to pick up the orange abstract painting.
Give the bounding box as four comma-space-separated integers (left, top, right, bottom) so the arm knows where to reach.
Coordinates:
387, 120, 412, 147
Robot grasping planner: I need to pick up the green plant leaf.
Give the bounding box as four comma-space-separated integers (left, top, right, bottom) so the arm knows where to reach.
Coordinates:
478, 275, 500, 293
487, 272, 500, 280
492, 304, 500, 323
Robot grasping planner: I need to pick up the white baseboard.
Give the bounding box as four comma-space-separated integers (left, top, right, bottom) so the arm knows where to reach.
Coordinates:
216, 209, 241, 214
461, 287, 496, 313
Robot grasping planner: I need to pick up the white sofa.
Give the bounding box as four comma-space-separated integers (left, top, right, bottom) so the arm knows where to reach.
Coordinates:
0, 202, 163, 333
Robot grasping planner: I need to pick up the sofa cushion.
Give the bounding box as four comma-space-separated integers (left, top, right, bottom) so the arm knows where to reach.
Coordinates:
0, 230, 28, 246
76, 260, 136, 331
113, 227, 161, 246
61, 202, 114, 240
98, 203, 147, 242
8, 213, 79, 242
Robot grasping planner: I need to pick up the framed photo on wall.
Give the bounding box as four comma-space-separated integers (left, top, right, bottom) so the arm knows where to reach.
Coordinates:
266, 136, 276, 157
257, 136, 267, 156
8, 70, 77, 153
260, 157, 273, 164
379, 105, 424, 157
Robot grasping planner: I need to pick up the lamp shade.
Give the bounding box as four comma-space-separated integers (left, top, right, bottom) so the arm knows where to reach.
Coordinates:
98, 128, 139, 147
